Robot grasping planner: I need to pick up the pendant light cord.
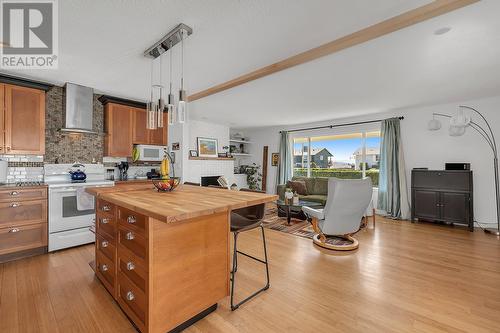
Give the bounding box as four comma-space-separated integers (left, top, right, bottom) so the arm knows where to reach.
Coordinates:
181, 29, 184, 90
150, 59, 154, 101
169, 41, 173, 95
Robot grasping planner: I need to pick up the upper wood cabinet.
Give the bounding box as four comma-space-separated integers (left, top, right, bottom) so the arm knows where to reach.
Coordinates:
1, 84, 45, 155
104, 102, 168, 157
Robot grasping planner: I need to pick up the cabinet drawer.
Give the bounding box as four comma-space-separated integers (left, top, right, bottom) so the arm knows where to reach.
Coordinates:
0, 187, 47, 202
96, 233, 116, 263
118, 227, 147, 263
96, 250, 115, 296
412, 171, 471, 191
118, 207, 146, 235
0, 199, 47, 227
0, 223, 47, 256
118, 249, 147, 293
97, 199, 115, 216
96, 213, 116, 239
117, 272, 147, 327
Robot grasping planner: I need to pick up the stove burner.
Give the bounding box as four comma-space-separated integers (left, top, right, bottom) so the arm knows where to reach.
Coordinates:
16, 181, 43, 187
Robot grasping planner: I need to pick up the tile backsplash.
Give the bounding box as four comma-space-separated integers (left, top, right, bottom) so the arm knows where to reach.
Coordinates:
0, 155, 44, 183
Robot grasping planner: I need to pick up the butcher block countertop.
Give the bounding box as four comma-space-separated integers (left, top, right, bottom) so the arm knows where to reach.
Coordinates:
87, 184, 277, 223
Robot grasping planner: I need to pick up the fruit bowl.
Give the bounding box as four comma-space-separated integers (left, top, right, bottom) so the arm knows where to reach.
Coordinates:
152, 177, 181, 192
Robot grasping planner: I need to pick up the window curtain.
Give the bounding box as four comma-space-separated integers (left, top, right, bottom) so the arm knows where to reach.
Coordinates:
377, 118, 410, 219
277, 131, 292, 185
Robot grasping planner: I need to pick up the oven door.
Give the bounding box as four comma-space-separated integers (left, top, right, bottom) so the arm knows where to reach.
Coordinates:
49, 187, 95, 233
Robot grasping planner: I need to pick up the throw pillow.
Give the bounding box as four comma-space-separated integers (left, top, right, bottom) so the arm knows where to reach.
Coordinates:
287, 180, 308, 195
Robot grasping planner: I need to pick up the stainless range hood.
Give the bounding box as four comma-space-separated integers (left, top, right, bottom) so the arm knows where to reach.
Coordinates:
61, 83, 97, 134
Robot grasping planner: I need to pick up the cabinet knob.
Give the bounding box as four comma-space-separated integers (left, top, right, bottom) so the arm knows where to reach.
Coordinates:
9, 202, 20, 208
126, 262, 135, 271
126, 291, 135, 301
100, 264, 108, 272
9, 191, 19, 196
125, 232, 135, 241
9, 228, 20, 233
127, 215, 136, 224
101, 240, 109, 248
6, 146, 11, 152
100, 218, 109, 225
101, 205, 111, 212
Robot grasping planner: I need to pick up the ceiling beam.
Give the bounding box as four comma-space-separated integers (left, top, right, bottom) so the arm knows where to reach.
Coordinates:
188, 0, 479, 102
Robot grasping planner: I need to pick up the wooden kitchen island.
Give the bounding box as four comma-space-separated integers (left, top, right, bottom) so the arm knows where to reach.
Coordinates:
86, 184, 277, 333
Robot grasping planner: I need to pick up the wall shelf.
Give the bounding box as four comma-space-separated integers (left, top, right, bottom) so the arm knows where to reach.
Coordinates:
231, 153, 252, 157
230, 139, 252, 144
189, 156, 234, 161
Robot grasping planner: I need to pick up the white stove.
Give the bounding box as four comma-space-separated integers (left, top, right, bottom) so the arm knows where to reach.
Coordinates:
44, 164, 114, 252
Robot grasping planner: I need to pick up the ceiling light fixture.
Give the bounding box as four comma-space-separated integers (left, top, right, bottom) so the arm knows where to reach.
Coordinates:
434, 27, 451, 35
144, 23, 192, 126
146, 60, 158, 130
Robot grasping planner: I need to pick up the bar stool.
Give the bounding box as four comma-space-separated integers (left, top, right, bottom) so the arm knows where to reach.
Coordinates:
230, 192, 270, 310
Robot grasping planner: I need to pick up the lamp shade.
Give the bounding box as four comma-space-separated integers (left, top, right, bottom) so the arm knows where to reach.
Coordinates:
449, 125, 466, 136
428, 118, 442, 131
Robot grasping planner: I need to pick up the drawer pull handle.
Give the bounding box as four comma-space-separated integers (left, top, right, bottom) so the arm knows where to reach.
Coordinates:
10, 191, 19, 196
101, 205, 111, 212
101, 240, 109, 248
9, 228, 20, 233
127, 215, 136, 224
100, 218, 110, 224
126, 291, 135, 301
126, 262, 135, 271
10, 203, 20, 208
125, 232, 135, 241
100, 264, 108, 272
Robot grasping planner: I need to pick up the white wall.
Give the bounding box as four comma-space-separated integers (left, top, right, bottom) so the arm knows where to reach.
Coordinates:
239, 95, 500, 226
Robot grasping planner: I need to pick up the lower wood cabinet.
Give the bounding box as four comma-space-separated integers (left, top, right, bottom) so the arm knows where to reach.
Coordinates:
0, 186, 48, 263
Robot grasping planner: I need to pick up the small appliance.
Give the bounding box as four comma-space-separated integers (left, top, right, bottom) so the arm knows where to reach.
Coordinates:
134, 144, 168, 161
0, 159, 7, 184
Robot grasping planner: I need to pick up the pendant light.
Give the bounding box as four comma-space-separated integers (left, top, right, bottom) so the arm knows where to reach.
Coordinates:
157, 54, 165, 128
146, 60, 157, 129
177, 29, 187, 124
167, 41, 176, 125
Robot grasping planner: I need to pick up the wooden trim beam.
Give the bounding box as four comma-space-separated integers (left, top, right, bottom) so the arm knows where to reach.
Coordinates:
188, 0, 479, 102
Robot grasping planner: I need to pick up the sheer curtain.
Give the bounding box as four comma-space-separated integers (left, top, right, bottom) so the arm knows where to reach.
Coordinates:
277, 131, 292, 185
377, 118, 410, 219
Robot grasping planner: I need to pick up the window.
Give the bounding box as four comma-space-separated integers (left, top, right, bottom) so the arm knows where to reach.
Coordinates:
292, 130, 381, 186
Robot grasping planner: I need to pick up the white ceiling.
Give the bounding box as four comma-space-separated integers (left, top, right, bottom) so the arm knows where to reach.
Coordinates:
2, 0, 498, 128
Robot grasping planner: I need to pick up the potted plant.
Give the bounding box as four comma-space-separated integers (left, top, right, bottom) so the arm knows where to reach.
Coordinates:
242, 163, 262, 190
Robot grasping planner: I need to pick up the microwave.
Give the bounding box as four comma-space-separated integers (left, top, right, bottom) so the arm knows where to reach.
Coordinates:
134, 145, 168, 161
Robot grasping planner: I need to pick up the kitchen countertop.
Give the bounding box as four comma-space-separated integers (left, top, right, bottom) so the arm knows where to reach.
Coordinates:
87, 184, 277, 223
0, 183, 48, 190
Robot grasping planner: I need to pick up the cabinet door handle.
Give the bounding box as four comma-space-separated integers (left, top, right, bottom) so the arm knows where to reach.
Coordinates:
10, 202, 20, 208
9, 228, 20, 233
100, 264, 108, 272
101, 205, 111, 212
101, 240, 109, 248
125, 232, 135, 240
9, 191, 19, 196
6, 146, 11, 152
100, 218, 109, 224
126, 262, 135, 271
126, 291, 135, 301
127, 215, 136, 224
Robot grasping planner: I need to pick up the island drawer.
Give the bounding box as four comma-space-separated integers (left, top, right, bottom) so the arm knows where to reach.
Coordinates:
118, 227, 147, 262
117, 272, 147, 328
96, 250, 115, 296
96, 233, 116, 263
0, 199, 47, 228
96, 213, 116, 240
118, 249, 147, 293
118, 207, 146, 235
97, 199, 115, 217
0, 187, 47, 203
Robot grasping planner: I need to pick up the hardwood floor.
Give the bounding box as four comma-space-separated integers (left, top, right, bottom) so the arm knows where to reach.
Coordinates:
1, 217, 500, 333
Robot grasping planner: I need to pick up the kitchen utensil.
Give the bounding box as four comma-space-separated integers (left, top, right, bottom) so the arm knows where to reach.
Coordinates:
69, 163, 87, 182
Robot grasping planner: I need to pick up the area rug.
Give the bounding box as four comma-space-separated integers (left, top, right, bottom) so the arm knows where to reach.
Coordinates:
261, 204, 360, 246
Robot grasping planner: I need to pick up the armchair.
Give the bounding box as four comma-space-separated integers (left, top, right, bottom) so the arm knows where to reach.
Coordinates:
302, 177, 373, 250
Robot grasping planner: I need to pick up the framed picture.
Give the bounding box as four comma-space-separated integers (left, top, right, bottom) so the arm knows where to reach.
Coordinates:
197, 137, 218, 157
271, 153, 279, 166
172, 142, 180, 151
218, 153, 227, 158
189, 150, 198, 157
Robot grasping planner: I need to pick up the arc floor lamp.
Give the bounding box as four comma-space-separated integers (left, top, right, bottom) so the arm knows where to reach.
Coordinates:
428, 105, 500, 236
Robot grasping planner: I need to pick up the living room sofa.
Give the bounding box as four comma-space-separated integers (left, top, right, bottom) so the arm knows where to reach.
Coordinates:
277, 176, 329, 205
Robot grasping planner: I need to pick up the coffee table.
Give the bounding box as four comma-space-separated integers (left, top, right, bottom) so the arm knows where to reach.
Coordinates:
276, 199, 324, 225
